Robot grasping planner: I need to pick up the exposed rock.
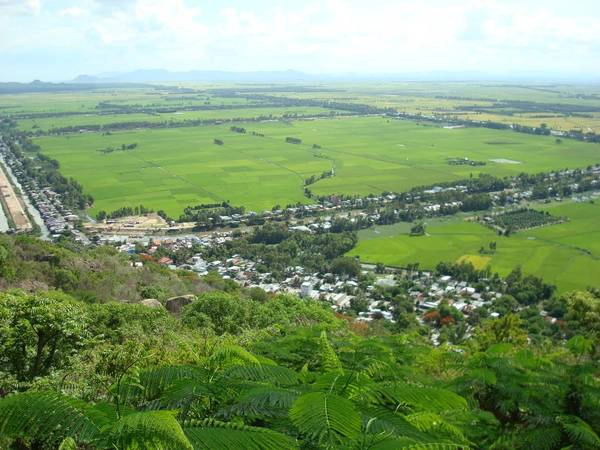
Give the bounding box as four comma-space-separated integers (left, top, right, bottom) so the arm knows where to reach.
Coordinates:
165, 294, 195, 314
139, 298, 163, 309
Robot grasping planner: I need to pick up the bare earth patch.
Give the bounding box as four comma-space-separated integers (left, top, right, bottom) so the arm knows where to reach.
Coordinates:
457, 254, 492, 269
490, 158, 522, 164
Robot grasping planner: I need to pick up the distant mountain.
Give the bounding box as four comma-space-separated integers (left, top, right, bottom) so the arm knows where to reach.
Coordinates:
0, 79, 153, 94
71, 69, 327, 83
62, 69, 600, 85
72, 74, 102, 83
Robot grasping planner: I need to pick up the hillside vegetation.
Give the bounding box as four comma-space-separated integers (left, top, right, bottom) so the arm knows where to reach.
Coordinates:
1, 236, 600, 449
0, 235, 210, 302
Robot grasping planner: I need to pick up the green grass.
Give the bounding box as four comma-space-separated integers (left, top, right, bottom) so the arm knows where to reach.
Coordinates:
16, 106, 340, 131
33, 125, 333, 217
33, 115, 600, 217
348, 200, 600, 292
261, 117, 600, 197
0, 90, 259, 114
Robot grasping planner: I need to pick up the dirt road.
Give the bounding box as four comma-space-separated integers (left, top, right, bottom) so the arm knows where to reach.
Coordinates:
0, 163, 32, 232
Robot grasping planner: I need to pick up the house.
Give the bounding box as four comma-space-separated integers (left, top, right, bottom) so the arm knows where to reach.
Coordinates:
158, 256, 173, 265
300, 282, 313, 298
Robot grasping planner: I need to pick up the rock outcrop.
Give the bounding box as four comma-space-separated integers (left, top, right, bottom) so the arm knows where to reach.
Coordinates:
165, 294, 195, 314
139, 298, 163, 308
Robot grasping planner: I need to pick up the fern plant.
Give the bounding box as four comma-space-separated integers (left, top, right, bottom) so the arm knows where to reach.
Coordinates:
2, 330, 598, 449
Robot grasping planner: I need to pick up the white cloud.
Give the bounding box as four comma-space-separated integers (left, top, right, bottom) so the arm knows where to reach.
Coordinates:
59, 6, 84, 17
27, 0, 41, 15
0, 0, 41, 15
2, 0, 600, 80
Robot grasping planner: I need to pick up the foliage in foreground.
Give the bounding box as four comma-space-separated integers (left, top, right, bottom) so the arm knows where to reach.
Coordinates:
1, 319, 600, 448
1, 286, 600, 449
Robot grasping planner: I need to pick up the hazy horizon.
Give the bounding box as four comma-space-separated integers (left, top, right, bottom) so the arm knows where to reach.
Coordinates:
2, 0, 600, 82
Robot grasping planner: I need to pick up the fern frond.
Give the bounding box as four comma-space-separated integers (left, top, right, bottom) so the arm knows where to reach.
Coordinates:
143, 365, 208, 399
403, 444, 470, 450
0, 391, 100, 444
82, 401, 136, 427
289, 391, 361, 445
220, 386, 301, 420
152, 378, 215, 411
318, 331, 343, 373
312, 370, 376, 402
559, 415, 600, 448
58, 437, 77, 450
184, 418, 297, 450
363, 359, 399, 381
522, 426, 563, 450
118, 365, 208, 406
366, 436, 421, 450
405, 412, 469, 444
488, 426, 562, 450
100, 410, 193, 450
208, 344, 260, 370
371, 440, 469, 450
361, 407, 436, 443
375, 383, 468, 413
222, 364, 300, 386
312, 371, 346, 392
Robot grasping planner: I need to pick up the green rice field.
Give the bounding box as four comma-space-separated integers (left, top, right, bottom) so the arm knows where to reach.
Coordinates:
16, 107, 340, 132
348, 200, 600, 292
33, 115, 600, 216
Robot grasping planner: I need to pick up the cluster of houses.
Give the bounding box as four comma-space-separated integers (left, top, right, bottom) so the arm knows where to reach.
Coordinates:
28, 185, 77, 235
204, 200, 386, 229
108, 225, 572, 346
0, 140, 81, 238
113, 232, 504, 328
408, 272, 502, 315
114, 234, 399, 317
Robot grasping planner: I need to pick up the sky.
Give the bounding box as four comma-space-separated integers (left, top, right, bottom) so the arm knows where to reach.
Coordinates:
1, 0, 600, 82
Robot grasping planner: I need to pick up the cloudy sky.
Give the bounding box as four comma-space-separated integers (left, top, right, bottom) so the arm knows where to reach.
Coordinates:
1, 0, 600, 81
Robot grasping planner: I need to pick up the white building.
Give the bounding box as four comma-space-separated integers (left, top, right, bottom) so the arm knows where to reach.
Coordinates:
300, 281, 313, 298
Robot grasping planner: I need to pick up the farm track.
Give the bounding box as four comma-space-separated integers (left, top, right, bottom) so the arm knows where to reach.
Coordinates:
525, 234, 600, 260
234, 133, 334, 195
305, 140, 460, 182
125, 152, 224, 203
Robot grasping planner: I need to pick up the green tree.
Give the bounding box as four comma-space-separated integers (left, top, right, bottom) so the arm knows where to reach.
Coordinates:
349, 295, 369, 315
563, 291, 600, 345
410, 222, 426, 236
0, 291, 89, 381
330, 257, 361, 278
0, 242, 15, 279
473, 314, 528, 351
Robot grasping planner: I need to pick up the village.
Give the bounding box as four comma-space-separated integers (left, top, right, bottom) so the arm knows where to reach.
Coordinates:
0, 136, 89, 241
110, 229, 526, 342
